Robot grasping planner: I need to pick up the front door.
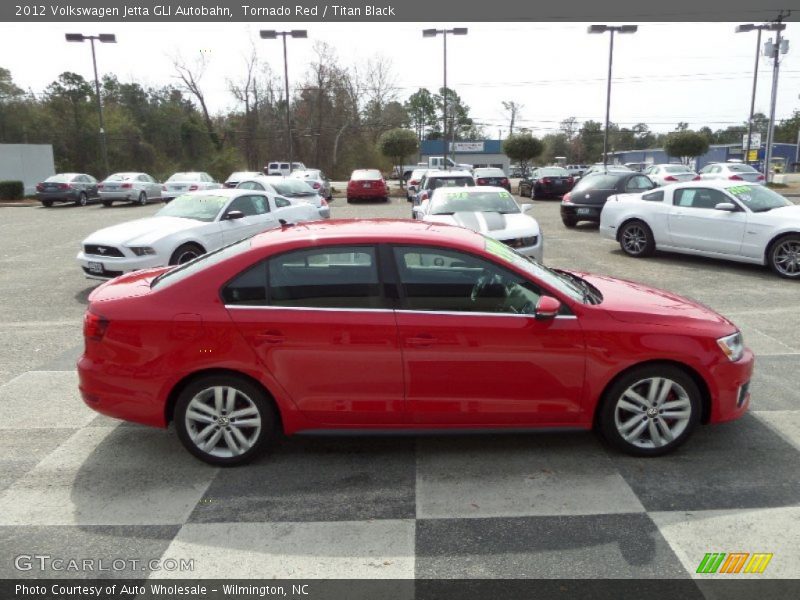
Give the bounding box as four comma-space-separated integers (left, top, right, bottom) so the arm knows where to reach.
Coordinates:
391, 245, 585, 426
668, 187, 746, 254
224, 245, 405, 425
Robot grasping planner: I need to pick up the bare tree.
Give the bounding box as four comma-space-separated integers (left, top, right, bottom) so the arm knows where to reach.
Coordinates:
502, 101, 524, 137
228, 46, 259, 168
172, 52, 222, 151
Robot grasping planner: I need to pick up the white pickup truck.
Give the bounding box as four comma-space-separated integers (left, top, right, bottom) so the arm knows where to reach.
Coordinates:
397, 156, 473, 181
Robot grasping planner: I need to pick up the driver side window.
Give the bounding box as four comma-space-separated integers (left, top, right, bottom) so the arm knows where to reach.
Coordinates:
393, 246, 542, 314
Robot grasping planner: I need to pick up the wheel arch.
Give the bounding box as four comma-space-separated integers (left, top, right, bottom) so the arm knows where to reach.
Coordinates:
764, 230, 800, 266
615, 216, 653, 242
164, 367, 285, 433
592, 359, 712, 428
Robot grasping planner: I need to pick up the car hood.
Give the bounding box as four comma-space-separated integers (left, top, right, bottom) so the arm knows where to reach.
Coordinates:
749, 204, 800, 224
425, 211, 540, 238
82, 216, 204, 247
581, 272, 736, 333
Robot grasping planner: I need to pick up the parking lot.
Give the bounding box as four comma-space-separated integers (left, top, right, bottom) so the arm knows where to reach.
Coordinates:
1, 193, 799, 582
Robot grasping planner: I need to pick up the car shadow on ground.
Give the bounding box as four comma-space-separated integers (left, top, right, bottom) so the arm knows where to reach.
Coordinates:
74, 285, 97, 305
607, 247, 776, 280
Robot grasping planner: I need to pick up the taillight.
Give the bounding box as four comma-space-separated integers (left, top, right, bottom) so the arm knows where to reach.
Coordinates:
421, 192, 428, 201
567, 177, 574, 184
36, 183, 44, 192
161, 185, 167, 191
500, 178, 509, 185
542, 177, 552, 184
563, 193, 572, 203
477, 178, 487, 185
729, 175, 743, 181
320, 198, 328, 207
121, 183, 133, 189
83, 311, 109, 342
188, 184, 198, 191
97, 183, 104, 190
58, 183, 70, 190
664, 175, 678, 182
312, 182, 321, 189
409, 179, 418, 186
693, 175, 701, 181
757, 174, 765, 181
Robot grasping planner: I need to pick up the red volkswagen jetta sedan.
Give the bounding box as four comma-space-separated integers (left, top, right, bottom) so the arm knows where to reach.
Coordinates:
78, 219, 753, 466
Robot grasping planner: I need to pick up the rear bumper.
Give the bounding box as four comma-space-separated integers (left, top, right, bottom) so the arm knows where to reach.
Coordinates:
561, 203, 603, 222
536, 184, 571, 197
78, 355, 167, 428
347, 187, 387, 199
37, 191, 78, 202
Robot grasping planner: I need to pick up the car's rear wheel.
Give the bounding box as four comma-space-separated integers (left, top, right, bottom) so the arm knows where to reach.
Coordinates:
768, 234, 800, 279
169, 243, 205, 265
137, 191, 148, 206
174, 375, 277, 466
41, 200, 53, 208
76, 192, 88, 207
102, 200, 113, 207
599, 364, 701, 457
619, 220, 655, 257
562, 216, 577, 228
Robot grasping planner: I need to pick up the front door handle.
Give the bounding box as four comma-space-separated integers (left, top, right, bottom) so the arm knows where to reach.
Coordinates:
407, 334, 436, 347
255, 330, 285, 344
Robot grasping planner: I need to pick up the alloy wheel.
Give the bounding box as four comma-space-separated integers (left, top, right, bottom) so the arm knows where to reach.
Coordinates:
772, 238, 800, 278
621, 224, 648, 255
184, 386, 262, 458
613, 377, 692, 449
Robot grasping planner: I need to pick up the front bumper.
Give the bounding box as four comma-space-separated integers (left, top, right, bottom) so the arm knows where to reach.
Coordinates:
708, 348, 755, 424
77, 250, 167, 280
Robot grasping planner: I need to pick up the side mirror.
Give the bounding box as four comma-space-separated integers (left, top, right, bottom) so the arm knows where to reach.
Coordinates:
412, 207, 424, 219
714, 202, 737, 212
534, 296, 561, 320
225, 210, 245, 220
520, 203, 533, 212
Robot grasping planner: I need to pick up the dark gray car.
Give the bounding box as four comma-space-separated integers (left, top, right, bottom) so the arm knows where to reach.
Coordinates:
36, 173, 99, 207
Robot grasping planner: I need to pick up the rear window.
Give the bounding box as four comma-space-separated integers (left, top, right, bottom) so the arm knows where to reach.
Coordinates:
538, 168, 569, 177
664, 165, 692, 173
474, 169, 505, 177
728, 164, 757, 173
351, 169, 382, 181
167, 172, 202, 182
45, 174, 71, 183
106, 173, 137, 181
429, 176, 475, 189
573, 174, 620, 191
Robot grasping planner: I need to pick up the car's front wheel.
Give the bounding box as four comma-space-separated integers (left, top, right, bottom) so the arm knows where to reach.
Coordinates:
169, 243, 205, 265
174, 374, 278, 466
619, 220, 655, 257
599, 364, 701, 457
768, 234, 800, 279
76, 192, 88, 207
102, 200, 113, 208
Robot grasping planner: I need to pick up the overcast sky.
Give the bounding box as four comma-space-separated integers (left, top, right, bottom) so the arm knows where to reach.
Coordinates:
2, 22, 798, 138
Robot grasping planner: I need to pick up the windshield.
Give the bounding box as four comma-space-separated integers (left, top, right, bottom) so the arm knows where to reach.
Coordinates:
155, 194, 228, 222
152, 237, 253, 290
573, 174, 619, 191
726, 185, 793, 212
167, 172, 202, 182
483, 237, 586, 303
270, 179, 316, 195
431, 190, 519, 215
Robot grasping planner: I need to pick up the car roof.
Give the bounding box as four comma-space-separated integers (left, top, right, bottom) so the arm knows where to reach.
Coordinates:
250, 218, 485, 253
660, 179, 754, 190
181, 188, 264, 197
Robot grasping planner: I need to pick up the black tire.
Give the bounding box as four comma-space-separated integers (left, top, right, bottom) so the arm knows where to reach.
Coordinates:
562, 216, 577, 228
76, 192, 88, 207
382, 196, 390, 203
169, 242, 205, 266
767, 234, 800, 279
41, 200, 53, 208
174, 374, 278, 466
137, 191, 148, 206
598, 364, 701, 457
619, 219, 656, 258
102, 200, 113, 208
530, 185, 539, 200
346, 197, 353, 204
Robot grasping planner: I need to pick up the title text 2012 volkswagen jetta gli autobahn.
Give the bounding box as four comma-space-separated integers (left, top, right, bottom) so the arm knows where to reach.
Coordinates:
78, 219, 754, 466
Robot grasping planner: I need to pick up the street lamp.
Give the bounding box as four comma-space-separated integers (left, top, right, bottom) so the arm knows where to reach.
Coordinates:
423, 27, 468, 170
260, 30, 307, 173
65, 33, 116, 176
587, 24, 637, 168
736, 22, 786, 167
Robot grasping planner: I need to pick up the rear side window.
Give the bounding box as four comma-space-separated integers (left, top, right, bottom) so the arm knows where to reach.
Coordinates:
267, 246, 382, 309
642, 190, 664, 202
222, 263, 268, 305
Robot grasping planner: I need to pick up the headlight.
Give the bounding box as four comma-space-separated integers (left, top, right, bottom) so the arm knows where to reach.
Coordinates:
129, 246, 156, 256
717, 331, 744, 362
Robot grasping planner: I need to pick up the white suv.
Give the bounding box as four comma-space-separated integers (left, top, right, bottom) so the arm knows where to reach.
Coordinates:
265, 161, 306, 176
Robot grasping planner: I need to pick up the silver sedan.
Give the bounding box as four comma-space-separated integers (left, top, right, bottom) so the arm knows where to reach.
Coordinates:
162, 171, 222, 203
98, 172, 163, 207
697, 162, 766, 185
643, 164, 699, 187
290, 169, 332, 201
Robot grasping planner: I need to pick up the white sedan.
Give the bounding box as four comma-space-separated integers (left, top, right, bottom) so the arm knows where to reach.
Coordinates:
600, 180, 800, 279
77, 188, 320, 280
413, 186, 544, 262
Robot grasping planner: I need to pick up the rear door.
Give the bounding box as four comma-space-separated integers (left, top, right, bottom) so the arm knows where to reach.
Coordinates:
223, 245, 405, 425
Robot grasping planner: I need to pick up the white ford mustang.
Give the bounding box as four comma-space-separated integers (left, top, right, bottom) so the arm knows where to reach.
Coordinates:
77, 188, 320, 280
413, 185, 544, 262
600, 180, 800, 279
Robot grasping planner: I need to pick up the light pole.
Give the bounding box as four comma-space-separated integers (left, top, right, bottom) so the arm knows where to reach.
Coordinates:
423, 27, 468, 170
762, 15, 790, 182
736, 22, 785, 166
587, 24, 637, 168
65, 33, 116, 177
260, 29, 307, 172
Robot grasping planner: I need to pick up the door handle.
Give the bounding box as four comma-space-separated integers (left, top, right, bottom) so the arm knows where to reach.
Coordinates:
407, 334, 436, 347
255, 330, 285, 344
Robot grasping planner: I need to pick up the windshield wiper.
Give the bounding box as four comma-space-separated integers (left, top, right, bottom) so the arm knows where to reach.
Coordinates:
554, 269, 601, 304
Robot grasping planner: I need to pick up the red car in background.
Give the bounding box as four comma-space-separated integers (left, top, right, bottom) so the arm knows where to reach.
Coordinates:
346, 169, 390, 203
78, 219, 753, 466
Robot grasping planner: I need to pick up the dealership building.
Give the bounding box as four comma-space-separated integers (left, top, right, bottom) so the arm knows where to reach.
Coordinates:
609, 142, 799, 172
420, 140, 509, 172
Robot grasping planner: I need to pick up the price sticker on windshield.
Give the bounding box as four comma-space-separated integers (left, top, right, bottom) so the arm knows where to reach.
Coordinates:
446, 191, 470, 200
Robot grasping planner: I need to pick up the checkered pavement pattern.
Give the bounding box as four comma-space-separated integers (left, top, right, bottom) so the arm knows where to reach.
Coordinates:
1, 354, 799, 582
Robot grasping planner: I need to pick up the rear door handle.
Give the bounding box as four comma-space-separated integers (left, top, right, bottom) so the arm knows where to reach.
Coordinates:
407, 334, 436, 347
255, 330, 285, 344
